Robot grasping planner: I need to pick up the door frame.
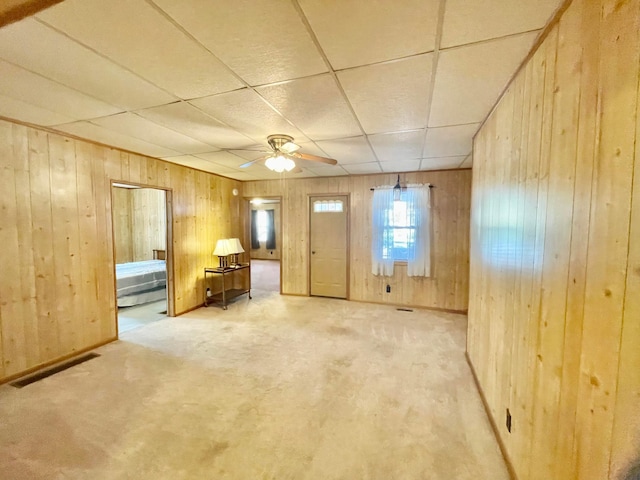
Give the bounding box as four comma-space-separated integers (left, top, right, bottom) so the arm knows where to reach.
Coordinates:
110, 180, 175, 338
243, 195, 283, 295
307, 193, 350, 299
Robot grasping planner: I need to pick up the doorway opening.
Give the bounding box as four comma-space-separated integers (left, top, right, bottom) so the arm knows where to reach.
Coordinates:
247, 197, 282, 293
111, 182, 173, 334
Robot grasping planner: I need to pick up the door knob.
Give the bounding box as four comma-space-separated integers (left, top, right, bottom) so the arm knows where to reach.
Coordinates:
312, 251, 316, 254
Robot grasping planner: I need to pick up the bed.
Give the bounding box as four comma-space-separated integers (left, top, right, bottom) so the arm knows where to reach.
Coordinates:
115, 260, 167, 307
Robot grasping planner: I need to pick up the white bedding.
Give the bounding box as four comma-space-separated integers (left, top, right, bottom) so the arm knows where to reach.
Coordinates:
115, 260, 166, 307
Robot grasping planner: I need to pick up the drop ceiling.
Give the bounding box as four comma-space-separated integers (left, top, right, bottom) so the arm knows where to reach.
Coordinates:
0, 0, 563, 181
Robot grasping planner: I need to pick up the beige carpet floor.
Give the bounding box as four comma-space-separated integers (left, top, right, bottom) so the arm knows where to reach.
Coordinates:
250, 259, 280, 292
0, 291, 509, 480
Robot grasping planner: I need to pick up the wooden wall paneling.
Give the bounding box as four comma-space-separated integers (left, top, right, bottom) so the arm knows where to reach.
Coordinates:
93, 145, 117, 341
468, 0, 640, 478
502, 67, 525, 465
112, 187, 133, 263
609, 74, 640, 476
576, 0, 640, 476
532, 3, 583, 473
0, 117, 245, 382
245, 170, 471, 311
27, 128, 59, 365
554, 0, 599, 476
49, 134, 84, 355
12, 125, 40, 372
75, 141, 101, 348
0, 122, 25, 376
525, 26, 558, 480
131, 188, 166, 261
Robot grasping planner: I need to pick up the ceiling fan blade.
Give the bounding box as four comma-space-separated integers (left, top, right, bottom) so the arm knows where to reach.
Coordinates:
280, 141, 301, 154
239, 154, 270, 168
293, 152, 338, 166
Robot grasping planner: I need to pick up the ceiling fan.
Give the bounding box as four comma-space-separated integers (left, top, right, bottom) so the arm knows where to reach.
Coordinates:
239, 134, 338, 173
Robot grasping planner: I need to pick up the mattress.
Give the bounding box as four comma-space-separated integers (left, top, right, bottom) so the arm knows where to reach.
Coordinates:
115, 260, 166, 299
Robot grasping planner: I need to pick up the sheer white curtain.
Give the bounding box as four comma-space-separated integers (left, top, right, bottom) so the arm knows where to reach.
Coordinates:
371, 188, 395, 276
405, 185, 431, 277
371, 184, 431, 277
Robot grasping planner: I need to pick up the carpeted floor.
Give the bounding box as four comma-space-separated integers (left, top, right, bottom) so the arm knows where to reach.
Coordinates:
118, 299, 167, 333
250, 259, 280, 292
0, 291, 509, 480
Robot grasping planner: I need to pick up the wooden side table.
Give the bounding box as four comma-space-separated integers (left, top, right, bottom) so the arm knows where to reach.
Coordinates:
204, 263, 251, 309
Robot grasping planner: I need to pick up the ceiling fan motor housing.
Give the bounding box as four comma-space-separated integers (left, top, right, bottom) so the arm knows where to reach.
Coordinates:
267, 134, 295, 152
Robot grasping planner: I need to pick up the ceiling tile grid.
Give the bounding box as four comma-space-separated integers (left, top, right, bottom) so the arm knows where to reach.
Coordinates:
150, 0, 328, 86
0, 0, 564, 180
337, 54, 434, 134
298, 0, 440, 70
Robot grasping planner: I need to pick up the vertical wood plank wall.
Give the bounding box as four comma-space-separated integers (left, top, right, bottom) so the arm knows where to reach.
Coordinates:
244, 169, 471, 312
250, 203, 281, 260
112, 187, 133, 264
0, 119, 243, 383
467, 0, 640, 478
113, 187, 167, 263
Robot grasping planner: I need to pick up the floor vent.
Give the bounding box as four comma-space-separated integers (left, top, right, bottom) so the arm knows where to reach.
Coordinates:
397, 308, 414, 312
10, 353, 100, 388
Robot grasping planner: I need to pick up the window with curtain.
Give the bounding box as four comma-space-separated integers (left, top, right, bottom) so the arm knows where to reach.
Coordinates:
371, 185, 431, 277
251, 209, 276, 250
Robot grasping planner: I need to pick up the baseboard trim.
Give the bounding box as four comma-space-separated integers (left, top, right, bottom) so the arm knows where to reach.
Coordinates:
350, 298, 467, 315
0, 337, 117, 386
465, 351, 518, 480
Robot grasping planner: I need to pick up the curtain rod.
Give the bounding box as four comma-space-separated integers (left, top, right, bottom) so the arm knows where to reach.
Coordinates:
370, 185, 434, 191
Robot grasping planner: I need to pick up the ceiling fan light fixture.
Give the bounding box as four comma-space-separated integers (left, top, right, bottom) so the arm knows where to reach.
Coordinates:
265, 154, 295, 173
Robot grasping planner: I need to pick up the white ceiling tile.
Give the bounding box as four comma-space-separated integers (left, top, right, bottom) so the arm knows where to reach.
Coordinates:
423, 123, 480, 158
442, 0, 561, 48
0, 93, 74, 126
151, 0, 327, 86
338, 54, 433, 134
315, 136, 377, 165
190, 89, 308, 144
256, 74, 361, 140
0, 19, 177, 110
91, 113, 214, 154
222, 171, 260, 181
0, 59, 122, 120
36, 0, 243, 99
368, 130, 425, 161
429, 32, 538, 127
295, 142, 331, 158
229, 149, 270, 161
380, 160, 421, 172
54, 121, 181, 158
162, 155, 238, 175
343, 162, 382, 175
195, 151, 247, 168
136, 102, 256, 149
420, 156, 467, 171
460, 154, 473, 168
299, 0, 440, 69
290, 168, 319, 178
306, 165, 349, 177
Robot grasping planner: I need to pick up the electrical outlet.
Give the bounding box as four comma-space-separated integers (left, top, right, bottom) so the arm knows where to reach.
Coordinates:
506, 408, 512, 433
386, 285, 391, 293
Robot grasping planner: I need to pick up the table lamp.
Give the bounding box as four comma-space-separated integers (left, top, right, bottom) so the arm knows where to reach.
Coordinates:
213, 239, 233, 268
228, 238, 245, 266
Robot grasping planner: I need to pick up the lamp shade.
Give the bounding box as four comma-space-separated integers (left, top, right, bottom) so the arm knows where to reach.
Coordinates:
213, 239, 233, 256
228, 238, 245, 254
265, 155, 295, 173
